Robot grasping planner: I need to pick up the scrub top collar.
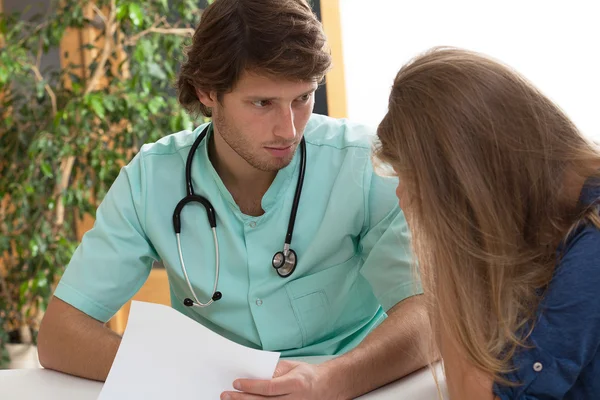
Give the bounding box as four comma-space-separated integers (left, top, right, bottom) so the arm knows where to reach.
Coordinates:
195, 123, 301, 216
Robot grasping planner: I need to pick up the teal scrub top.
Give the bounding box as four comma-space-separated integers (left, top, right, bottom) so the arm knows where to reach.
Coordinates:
53, 114, 421, 357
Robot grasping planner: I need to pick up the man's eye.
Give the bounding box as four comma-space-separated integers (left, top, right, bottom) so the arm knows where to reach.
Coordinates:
252, 100, 271, 108
298, 94, 311, 102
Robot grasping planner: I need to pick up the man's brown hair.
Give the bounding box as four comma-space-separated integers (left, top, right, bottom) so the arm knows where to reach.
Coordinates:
177, 0, 332, 117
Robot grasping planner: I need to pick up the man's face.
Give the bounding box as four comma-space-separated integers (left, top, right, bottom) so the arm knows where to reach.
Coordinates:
197, 71, 318, 172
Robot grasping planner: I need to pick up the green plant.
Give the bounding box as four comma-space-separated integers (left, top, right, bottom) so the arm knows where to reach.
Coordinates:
0, 0, 210, 367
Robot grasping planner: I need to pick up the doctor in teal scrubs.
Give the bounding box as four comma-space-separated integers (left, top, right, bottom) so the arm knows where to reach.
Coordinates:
37, 0, 431, 398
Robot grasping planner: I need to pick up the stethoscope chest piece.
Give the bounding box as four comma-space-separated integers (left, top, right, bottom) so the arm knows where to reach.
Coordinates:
272, 248, 297, 278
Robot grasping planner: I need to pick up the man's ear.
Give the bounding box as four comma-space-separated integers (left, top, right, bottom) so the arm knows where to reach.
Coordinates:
196, 88, 218, 108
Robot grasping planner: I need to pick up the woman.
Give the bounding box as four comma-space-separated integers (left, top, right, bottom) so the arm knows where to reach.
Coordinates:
374, 47, 600, 399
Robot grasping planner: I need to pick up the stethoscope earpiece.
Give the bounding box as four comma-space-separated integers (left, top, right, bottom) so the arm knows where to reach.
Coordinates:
183, 291, 222, 307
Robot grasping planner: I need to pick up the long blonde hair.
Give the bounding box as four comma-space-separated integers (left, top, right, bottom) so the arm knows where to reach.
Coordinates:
374, 47, 600, 383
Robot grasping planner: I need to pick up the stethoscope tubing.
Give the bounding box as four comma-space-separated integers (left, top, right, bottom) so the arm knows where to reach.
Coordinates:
173, 124, 305, 307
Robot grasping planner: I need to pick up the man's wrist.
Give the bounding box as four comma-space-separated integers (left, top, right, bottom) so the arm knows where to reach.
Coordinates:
317, 350, 366, 400
317, 362, 347, 400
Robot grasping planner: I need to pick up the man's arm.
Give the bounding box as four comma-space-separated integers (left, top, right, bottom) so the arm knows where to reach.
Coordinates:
323, 162, 434, 395
320, 294, 434, 398
37, 152, 156, 380
224, 295, 433, 400
37, 296, 122, 381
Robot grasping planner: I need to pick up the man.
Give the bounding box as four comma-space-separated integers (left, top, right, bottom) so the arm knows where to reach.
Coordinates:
38, 0, 430, 398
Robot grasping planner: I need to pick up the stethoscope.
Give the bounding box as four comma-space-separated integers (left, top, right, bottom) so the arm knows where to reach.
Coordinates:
172, 124, 306, 308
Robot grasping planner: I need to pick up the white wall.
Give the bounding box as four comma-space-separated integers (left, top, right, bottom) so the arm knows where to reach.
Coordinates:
339, 0, 600, 141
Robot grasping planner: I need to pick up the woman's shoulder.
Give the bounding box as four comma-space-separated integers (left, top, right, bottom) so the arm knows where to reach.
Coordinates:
494, 220, 600, 399
560, 175, 600, 266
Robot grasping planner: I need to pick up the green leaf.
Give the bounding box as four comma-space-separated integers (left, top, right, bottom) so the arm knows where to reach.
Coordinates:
142, 78, 152, 93
148, 97, 163, 114
41, 162, 53, 178
147, 62, 166, 80
181, 112, 193, 130
42, 35, 50, 52
36, 271, 48, 289
53, 110, 66, 127
71, 81, 82, 94
35, 80, 46, 99
103, 95, 116, 112
20, 281, 30, 301
170, 113, 184, 132
128, 3, 143, 26
134, 39, 154, 63
0, 0, 206, 340
57, 124, 69, 137
0, 66, 8, 84
89, 96, 105, 118
116, 4, 129, 21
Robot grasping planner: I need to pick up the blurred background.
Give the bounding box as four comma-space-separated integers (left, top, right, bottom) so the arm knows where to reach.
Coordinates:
1, 0, 598, 369
339, 0, 600, 142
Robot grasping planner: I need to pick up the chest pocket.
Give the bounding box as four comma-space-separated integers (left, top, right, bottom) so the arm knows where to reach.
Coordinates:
284, 255, 380, 348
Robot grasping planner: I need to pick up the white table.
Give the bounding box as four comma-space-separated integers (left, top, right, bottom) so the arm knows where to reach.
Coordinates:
0, 359, 446, 399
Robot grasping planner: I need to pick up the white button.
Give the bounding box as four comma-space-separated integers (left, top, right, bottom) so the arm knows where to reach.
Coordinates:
533, 362, 543, 372
249, 221, 257, 228
255, 299, 263, 306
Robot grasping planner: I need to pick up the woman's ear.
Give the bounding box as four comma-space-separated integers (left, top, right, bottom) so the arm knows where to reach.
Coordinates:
195, 88, 218, 108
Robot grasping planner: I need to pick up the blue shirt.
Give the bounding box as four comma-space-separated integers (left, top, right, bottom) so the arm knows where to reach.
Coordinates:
53, 114, 421, 357
494, 177, 600, 399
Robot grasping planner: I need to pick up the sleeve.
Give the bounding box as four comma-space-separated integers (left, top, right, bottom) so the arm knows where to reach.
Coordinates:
357, 160, 423, 312
53, 151, 159, 322
494, 227, 600, 399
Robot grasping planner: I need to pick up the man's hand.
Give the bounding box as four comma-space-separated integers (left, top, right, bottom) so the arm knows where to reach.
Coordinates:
220, 295, 431, 399
220, 360, 339, 400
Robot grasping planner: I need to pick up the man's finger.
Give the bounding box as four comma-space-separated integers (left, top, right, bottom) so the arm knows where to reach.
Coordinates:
233, 374, 301, 397
220, 390, 288, 400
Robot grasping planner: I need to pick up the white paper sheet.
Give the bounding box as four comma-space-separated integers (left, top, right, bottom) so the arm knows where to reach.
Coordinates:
98, 301, 280, 399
